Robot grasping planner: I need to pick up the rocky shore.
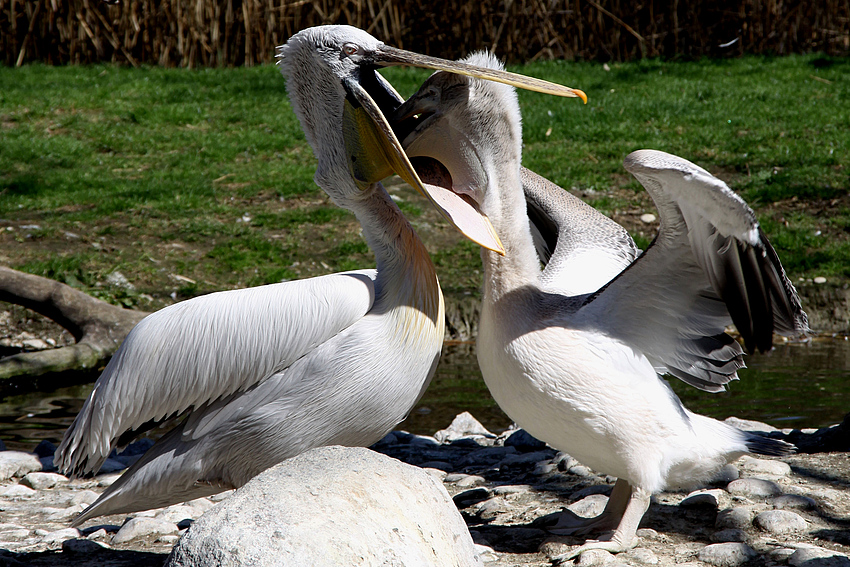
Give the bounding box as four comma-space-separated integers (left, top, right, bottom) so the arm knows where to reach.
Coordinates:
0, 412, 848, 567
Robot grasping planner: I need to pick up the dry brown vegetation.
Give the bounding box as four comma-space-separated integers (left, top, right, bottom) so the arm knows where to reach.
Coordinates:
3, 0, 849, 67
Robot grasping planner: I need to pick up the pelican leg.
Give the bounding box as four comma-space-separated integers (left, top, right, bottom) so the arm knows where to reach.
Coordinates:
552, 483, 650, 564
549, 478, 631, 536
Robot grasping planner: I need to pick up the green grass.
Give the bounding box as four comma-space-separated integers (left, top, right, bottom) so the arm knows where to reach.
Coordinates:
1, 55, 848, 310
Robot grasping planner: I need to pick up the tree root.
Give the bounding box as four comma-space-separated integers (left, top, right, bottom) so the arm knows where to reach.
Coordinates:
0, 266, 148, 380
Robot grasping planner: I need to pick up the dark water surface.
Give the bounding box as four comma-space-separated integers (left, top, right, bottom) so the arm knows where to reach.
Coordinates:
0, 338, 848, 452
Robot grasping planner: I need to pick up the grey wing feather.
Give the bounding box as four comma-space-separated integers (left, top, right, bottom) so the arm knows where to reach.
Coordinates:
55, 270, 376, 476
576, 150, 808, 392
522, 167, 639, 296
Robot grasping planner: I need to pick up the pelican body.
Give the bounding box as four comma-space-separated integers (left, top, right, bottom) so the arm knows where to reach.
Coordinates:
55, 26, 585, 525
395, 53, 808, 558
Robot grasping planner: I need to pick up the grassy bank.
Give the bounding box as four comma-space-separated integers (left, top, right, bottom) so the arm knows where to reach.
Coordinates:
1, 55, 848, 312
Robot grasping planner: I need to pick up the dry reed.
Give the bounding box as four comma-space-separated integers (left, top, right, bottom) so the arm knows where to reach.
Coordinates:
2, 0, 849, 67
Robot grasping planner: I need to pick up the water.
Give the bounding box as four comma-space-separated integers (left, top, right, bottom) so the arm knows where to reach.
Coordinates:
1, 338, 848, 452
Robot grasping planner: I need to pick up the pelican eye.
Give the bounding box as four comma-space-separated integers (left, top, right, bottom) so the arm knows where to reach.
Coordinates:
343, 44, 359, 56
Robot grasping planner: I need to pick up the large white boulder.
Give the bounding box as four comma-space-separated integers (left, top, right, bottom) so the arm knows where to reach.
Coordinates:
165, 446, 481, 567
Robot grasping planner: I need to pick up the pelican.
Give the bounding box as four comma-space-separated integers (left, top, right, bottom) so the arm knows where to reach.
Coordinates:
54, 26, 585, 525
394, 53, 809, 559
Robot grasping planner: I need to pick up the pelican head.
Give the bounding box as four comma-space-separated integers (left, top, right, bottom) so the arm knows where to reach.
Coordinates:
393, 52, 523, 239
278, 26, 585, 252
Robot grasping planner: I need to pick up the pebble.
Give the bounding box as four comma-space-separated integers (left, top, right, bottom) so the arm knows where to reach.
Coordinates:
112, 517, 179, 544
773, 494, 817, 510
0, 451, 42, 481
754, 510, 808, 534
577, 549, 615, 566
697, 542, 757, 567
626, 548, 659, 564
62, 538, 110, 553
726, 478, 783, 498
789, 545, 850, 566
737, 456, 792, 477
70, 490, 101, 506
680, 489, 724, 508
568, 494, 609, 517
640, 213, 657, 223
814, 276, 827, 284
21, 472, 68, 490
715, 507, 754, 530
712, 464, 740, 483
499, 451, 552, 468
455, 475, 486, 488
433, 411, 494, 443
504, 429, 547, 451
1, 484, 36, 497
98, 458, 128, 474
40, 527, 81, 549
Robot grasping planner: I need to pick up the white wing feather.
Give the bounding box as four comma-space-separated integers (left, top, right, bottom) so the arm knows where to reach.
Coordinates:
55, 270, 376, 476
571, 150, 807, 392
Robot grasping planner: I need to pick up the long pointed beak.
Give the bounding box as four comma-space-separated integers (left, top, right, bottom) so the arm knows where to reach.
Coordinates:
373, 45, 587, 103
342, 76, 506, 254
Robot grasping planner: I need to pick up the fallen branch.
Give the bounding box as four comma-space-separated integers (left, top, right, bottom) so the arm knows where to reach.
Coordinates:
0, 266, 148, 380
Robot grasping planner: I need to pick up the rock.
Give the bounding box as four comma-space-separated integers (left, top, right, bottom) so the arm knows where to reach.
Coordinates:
626, 548, 659, 564
499, 451, 553, 468
640, 213, 657, 223
773, 494, 817, 510
788, 546, 850, 566
754, 510, 808, 534
716, 507, 754, 530
504, 429, 547, 451
63, 538, 110, 553
32, 440, 57, 459
165, 446, 481, 567
434, 412, 494, 443
698, 543, 757, 566
711, 529, 748, 543
577, 548, 615, 566
725, 417, 779, 433
155, 505, 197, 525
727, 478, 782, 498
737, 456, 792, 477
41, 527, 82, 549
567, 494, 609, 518
112, 517, 179, 544
21, 471, 68, 490
455, 475, 487, 488
0, 484, 36, 497
0, 451, 42, 481
681, 489, 725, 508
455, 487, 491, 508
421, 460, 454, 472
98, 458, 128, 474
712, 464, 740, 484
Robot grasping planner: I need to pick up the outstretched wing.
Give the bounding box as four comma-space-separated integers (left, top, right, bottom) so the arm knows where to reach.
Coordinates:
575, 150, 808, 392
55, 270, 376, 476
522, 167, 639, 296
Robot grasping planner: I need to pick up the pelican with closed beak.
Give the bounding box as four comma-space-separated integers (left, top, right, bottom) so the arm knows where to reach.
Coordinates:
395, 52, 808, 560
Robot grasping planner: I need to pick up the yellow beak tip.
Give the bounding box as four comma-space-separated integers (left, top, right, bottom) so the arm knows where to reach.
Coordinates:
575, 89, 588, 104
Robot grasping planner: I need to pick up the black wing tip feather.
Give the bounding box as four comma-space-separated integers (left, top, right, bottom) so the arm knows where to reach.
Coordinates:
745, 432, 796, 457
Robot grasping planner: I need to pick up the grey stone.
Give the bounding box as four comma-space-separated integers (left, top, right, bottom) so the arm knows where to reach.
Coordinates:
698, 543, 757, 566
568, 464, 595, 477
97, 458, 128, 474
715, 507, 754, 530
165, 446, 481, 567
41, 527, 82, 549
112, 517, 179, 544
455, 475, 487, 488
681, 489, 725, 508
71, 490, 101, 506
499, 451, 552, 468
0, 451, 41, 481
21, 472, 68, 490
434, 412, 494, 443
774, 494, 817, 510
727, 478, 783, 498
577, 549, 615, 566
725, 417, 779, 433
626, 548, 659, 564
711, 529, 748, 543
712, 464, 740, 484
754, 510, 808, 534
568, 494, 609, 518
737, 456, 792, 477
32, 440, 56, 459
789, 546, 850, 567
504, 429, 547, 451
0, 484, 36, 497
62, 538, 110, 553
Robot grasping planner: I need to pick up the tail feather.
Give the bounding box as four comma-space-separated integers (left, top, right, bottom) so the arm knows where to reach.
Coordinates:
745, 432, 795, 457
